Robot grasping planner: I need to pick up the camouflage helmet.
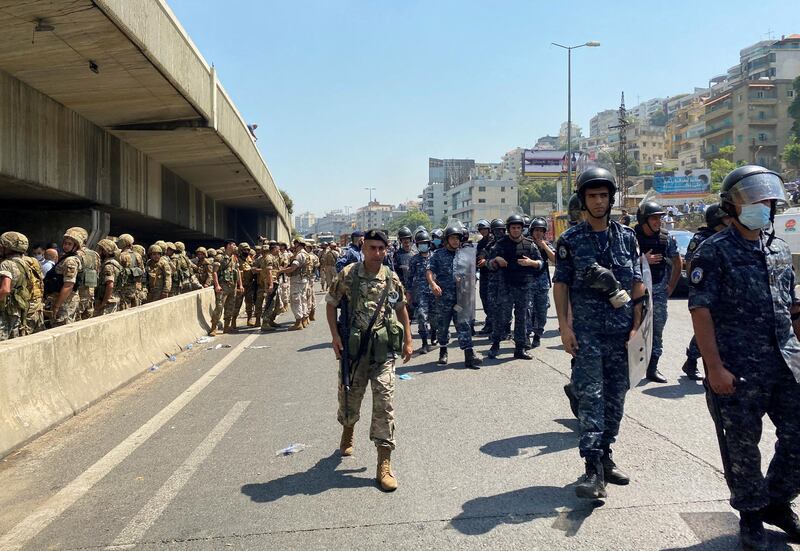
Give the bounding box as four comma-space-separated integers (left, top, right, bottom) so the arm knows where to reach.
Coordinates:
207, 248, 217, 257
132, 244, 146, 257
155, 240, 167, 250
175, 241, 186, 253
196, 246, 208, 255
117, 233, 134, 248
64, 226, 87, 247
0, 231, 29, 254
96, 238, 117, 256
165, 242, 176, 252
148, 244, 163, 255
239, 242, 251, 251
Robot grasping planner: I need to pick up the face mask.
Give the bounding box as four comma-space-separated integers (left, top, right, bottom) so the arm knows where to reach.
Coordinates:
34, 254, 44, 261
432, 238, 442, 247
418, 243, 430, 253
738, 203, 771, 230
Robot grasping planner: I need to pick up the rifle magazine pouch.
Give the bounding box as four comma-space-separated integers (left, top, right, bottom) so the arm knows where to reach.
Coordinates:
387, 321, 404, 355
348, 328, 362, 362
372, 326, 390, 363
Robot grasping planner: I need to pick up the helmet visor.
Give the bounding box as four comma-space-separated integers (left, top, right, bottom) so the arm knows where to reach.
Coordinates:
725, 172, 786, 205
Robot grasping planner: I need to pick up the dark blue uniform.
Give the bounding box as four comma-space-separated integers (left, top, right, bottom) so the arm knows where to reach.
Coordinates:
408, 253, 433, 340
428, 247, 473, 350
554, 220, 641, 459
476, 235, 493, 332
336, 243, 363, 273
688, 226, 800, 511
684, 226, 715, 362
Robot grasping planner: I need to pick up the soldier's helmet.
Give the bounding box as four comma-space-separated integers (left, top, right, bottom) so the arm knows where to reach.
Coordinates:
148, 244, 163, 255
529, 217, 548, 231
132, 244, 146, 257
155, 240, 167, 249
0, 231, 29, 254
96, 238, 117, 256
720, 165, 785, 206
490, 218, 506, 230
196, 246, 208, 255
239, 242, 251, 252
567, 194, 582, 224
206, 248, 217, 257
506, 214, 525, 227
636, 201, 667, 226
415, 229, 431, 243
64, 227, 87, 248
705, 204, 730, 228
476, 219, 490, 230
117, 233, 134, 248
165, 242, 176, 252
175, 241, 186, 253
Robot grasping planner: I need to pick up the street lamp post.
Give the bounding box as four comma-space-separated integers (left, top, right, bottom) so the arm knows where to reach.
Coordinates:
552, 41, 600, 211
365, 187, 376, 203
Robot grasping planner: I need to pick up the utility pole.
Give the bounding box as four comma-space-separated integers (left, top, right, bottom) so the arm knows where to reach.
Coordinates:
609, 92, 630, 207
364, 187, 376, 203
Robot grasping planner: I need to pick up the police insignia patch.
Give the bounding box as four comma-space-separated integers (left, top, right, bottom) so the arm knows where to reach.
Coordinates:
688, 241, 697, 251
558, 246, 568, 259
690, 267, 703, 284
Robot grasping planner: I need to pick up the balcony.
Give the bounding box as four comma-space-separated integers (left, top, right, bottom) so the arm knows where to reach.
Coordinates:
748, 115, 778, 125
706, 99, 732, 118
748, 93, 778, 104
702, 121, 733, 138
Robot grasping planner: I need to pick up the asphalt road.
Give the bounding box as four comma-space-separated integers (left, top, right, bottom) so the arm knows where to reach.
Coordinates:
0, 283, 797, 550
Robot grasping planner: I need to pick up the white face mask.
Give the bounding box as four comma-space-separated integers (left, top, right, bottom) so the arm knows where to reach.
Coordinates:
738, 203, 771, 230
34, 254, 44, 261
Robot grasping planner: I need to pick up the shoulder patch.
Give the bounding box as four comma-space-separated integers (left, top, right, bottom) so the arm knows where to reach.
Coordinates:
558, 245, 569, 259
688, 241, 697, 251
690, 267, 704, 285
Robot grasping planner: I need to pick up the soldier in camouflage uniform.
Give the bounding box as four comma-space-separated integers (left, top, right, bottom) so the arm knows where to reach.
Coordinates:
681, 204, 730, 381
16, 246, 45, 336
94, 238, 123, 316
319, 243, 338, 291
258, 242, 282, 331
0, 231, 32, 340
306, 243, 320, 321
326, 229, 413, 492
279, 237, 310, 331
426, 226, 482, 369
553, 168, 644, 500
164, 243, 180, 296
407, 230, 434, 353
117, 234, 144, 310
234, 243, 256, 326
194, 247, 214, 288
210, 239, 243, 335
132, 244, 148, 305
44, 227, 85, 327
689, 166, 800, 549
634, 201, 682, 383
174, 242, 201, 293
75, 228, 98, 320
145, 244, 172, 303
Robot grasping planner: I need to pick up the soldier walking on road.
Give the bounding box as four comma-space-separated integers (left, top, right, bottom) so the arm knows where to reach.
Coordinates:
145, 244, 172, 304
210, 239, 243, 335
280, 237, 311, 331
689, 166, 800, 550
94, 239, 123, 316
553, 168, 645, 500
43, 227, 86, 327
258, 242, 282, 331
326, 229, 413, 492
0, 231, 32, 340
234, 243, 257, 327
319, 243, 338, 292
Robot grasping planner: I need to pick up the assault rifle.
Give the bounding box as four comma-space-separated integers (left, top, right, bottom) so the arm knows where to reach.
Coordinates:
338, 297, 351, 411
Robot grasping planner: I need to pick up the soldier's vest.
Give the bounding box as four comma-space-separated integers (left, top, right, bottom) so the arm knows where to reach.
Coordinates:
1, 257, 32, 316
302, 254, 315, 278
21, 256, 44, 302
635, 225, 669, 283
96, 258, 124, 301
79, 249, 99, 290
147, 259, 166, 290
121, 250, 143, 289
346, 265, 404, 364
218, 255, 237, 285
43, 252, 77, 295
197, 259, 212, 285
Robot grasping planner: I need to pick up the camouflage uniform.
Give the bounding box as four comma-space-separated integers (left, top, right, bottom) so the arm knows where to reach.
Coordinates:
689, 226, 800, 512
483, 240, 508, 338
408, 252, 433, 340
320, 247, 338, 291
234, 248, 255, 322
258, 251, 282, 328
684, 227, 715, 362
212, 252, 239, 325
427, 246, 473, 350
46, 253, 82, 326
326, 263, 406, 449
145, 252, 172, 303
95, 255, 123, 316
289, 249, 310, 321
554, 220, 641, 460
634, 224, 679, 363
528, 243, 551, 340
76, 248, 99, 320
0, 244, 29, 341
118, 247, 144, 310
305, 250, 319, 317
132, 244, 148, 304
19, 255, 44, 335
476, 234, 493, 333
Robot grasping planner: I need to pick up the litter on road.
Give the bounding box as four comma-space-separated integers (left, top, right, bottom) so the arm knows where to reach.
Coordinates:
275, 443, 307, 456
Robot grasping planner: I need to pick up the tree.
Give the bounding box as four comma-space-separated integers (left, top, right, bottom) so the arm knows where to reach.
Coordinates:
387, 209, 431, 233
789, 75, 800, 140
517, 176, 557, 213
710, 145, 737, 192
609, 150, 640, 177
649, 110, 668, 127
280, 189, 294, 214
783, 137, 800, 180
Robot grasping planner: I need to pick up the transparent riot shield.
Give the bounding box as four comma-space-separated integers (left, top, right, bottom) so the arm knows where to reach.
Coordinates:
627, 255, 653, 387
453, 243, 477, 325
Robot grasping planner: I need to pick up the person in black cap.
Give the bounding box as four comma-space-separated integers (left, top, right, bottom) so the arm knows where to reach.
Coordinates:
326, 228, 413, 492
336, 231, 364, 273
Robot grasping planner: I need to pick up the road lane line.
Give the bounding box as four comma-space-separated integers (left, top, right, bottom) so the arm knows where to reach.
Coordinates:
106, 401, 251, 550
0, 334, 258, 551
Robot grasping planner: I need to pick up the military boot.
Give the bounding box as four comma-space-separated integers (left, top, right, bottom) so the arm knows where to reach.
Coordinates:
514, 345, 533, 360
260, 323, 277, 332
230, 318, 238, 334
564, 383, 579, 418
288, 319, 304, 331
309, 308, 315, 321
339, 425, 355, 456
601, 448, 630, 485
437, 347, 448, 365
681, 358, 703, 381
208, 316, 220, 337
532, 334, 541, 348
419, 338, 430, 354
302, 316, 310, 328
575, 457, 607, 499
760, 502, 800, 542
222, 319, 232, 334
464, 348, 482, 369
487, 341, 500, 359
429, 328, 437, 345
376, 447, 398, 491
246, 315, 256, 327
646, 356, 667, 383
739, 511, 768, 550
478, 323, 492, 335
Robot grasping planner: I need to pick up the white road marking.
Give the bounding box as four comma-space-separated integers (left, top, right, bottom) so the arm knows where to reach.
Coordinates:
106, 401, 250, 550
0, 334, 258, 551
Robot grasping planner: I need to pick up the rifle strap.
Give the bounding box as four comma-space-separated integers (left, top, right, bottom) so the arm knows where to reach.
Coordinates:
349, 264, 390, 367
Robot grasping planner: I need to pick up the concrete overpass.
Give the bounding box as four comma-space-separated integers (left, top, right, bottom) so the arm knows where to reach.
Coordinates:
0, 0, 291, 246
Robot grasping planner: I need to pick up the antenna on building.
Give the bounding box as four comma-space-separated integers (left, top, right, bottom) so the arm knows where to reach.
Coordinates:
608, 92, 630, 206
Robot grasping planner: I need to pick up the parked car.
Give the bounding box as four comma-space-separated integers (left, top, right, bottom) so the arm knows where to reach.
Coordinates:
668, 229, 694, 297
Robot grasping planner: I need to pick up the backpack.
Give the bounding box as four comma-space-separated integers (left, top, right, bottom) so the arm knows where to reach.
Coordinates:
5, 257, 33, 315
21, 256, 44, 302
79, 249, 99, 289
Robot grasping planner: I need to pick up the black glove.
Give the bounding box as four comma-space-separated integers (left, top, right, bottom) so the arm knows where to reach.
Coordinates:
584, 263, 631, 309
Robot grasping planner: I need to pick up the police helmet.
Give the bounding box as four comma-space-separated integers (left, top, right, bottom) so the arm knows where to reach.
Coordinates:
490, 218, 506, 230
576, 167, 617, 209
476, 219, 490, 230
415, 230, 431, 243
0, 231, 29, 254
397, 226, 413, 239
444, 225, 462, 239
431, 228, 444, 239
636, 201, 667, 226
506, 214, 525, 228
529, 217, 548, 231
567, 193, 582, 224
705, 204, 730, 229
720, 165, 785, 206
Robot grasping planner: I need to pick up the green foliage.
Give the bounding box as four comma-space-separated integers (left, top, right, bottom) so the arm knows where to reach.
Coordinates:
649, 110, 668, 127
609, 150, 640, 177
789, 76, 800, 139
783, 137, 800, 178
386, 210, 431, 233
710, 146, 737, 192
517, 176, 557, 213
280, 189, 294, 214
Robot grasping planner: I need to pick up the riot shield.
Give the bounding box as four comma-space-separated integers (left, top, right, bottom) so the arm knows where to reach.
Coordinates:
627, 255, 654, 387
453, 244, 477, 324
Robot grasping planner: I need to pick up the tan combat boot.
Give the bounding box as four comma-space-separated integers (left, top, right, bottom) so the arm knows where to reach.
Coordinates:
339, 425, 355, 456
230, 318, 238, 333
246, 316, 255, 327
288, 319, 304, 331
222, 319, 231, 334
302, 316, 310, 327
208, 317, 219, 337
309, 308, 315, 321
376, 447, 398, 492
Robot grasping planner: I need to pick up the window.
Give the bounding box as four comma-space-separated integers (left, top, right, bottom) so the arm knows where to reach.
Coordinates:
500, 186, 506, 192
737, 134, 744, 143
478, 186, 486, 192
789, 90, 795, 98
501, 198, 506, 204
478, 199, 486, 204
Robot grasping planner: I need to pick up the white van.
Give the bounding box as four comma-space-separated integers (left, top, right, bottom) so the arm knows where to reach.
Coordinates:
773, 208, 800, 253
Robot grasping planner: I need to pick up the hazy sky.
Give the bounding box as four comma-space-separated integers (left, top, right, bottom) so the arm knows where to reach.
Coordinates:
167, 0, 800, 216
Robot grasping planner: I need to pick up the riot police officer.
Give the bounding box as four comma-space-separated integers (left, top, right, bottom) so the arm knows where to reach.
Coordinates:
689, 166, 800, 549
528, 217, 554, 348
553, 167, 645, 499
475, 219, 492, 335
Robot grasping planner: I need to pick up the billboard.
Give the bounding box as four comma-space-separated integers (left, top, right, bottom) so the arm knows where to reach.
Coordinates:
652, 169, 711, 197
522, 149, 574, 178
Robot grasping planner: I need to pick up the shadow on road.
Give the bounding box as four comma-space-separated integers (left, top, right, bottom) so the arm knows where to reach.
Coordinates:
297, 342, 331, 352
451, 485, 602, 536
479, 419, 578, 458
661, 512, 794, 550
640, 377, 705, 399
241, 452, 371, 504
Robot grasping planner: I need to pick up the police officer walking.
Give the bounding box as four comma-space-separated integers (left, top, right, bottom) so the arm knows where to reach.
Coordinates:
407, 230, 435, 353
529, 217, 555, 349
689, 166, 800, 550
336, 231, 364, 272
326, 229, 413, 492
634, 201, 682, 383
553, 167, 645, 499
475, 219, 492, 335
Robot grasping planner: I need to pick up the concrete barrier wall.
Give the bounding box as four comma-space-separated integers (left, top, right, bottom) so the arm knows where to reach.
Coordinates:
0, 288, 215, 459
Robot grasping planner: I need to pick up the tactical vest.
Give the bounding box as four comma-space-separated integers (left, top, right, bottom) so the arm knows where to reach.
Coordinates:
347, 265, 404, 363
1, 257, 32, 316
43, 252, 76, 295
96, 258, 124, 301
635, 225, 669, 283
218, 255, 237, 284
21, 256, 44, 302
79, 249, 99, 289
121, 250, 143, 288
